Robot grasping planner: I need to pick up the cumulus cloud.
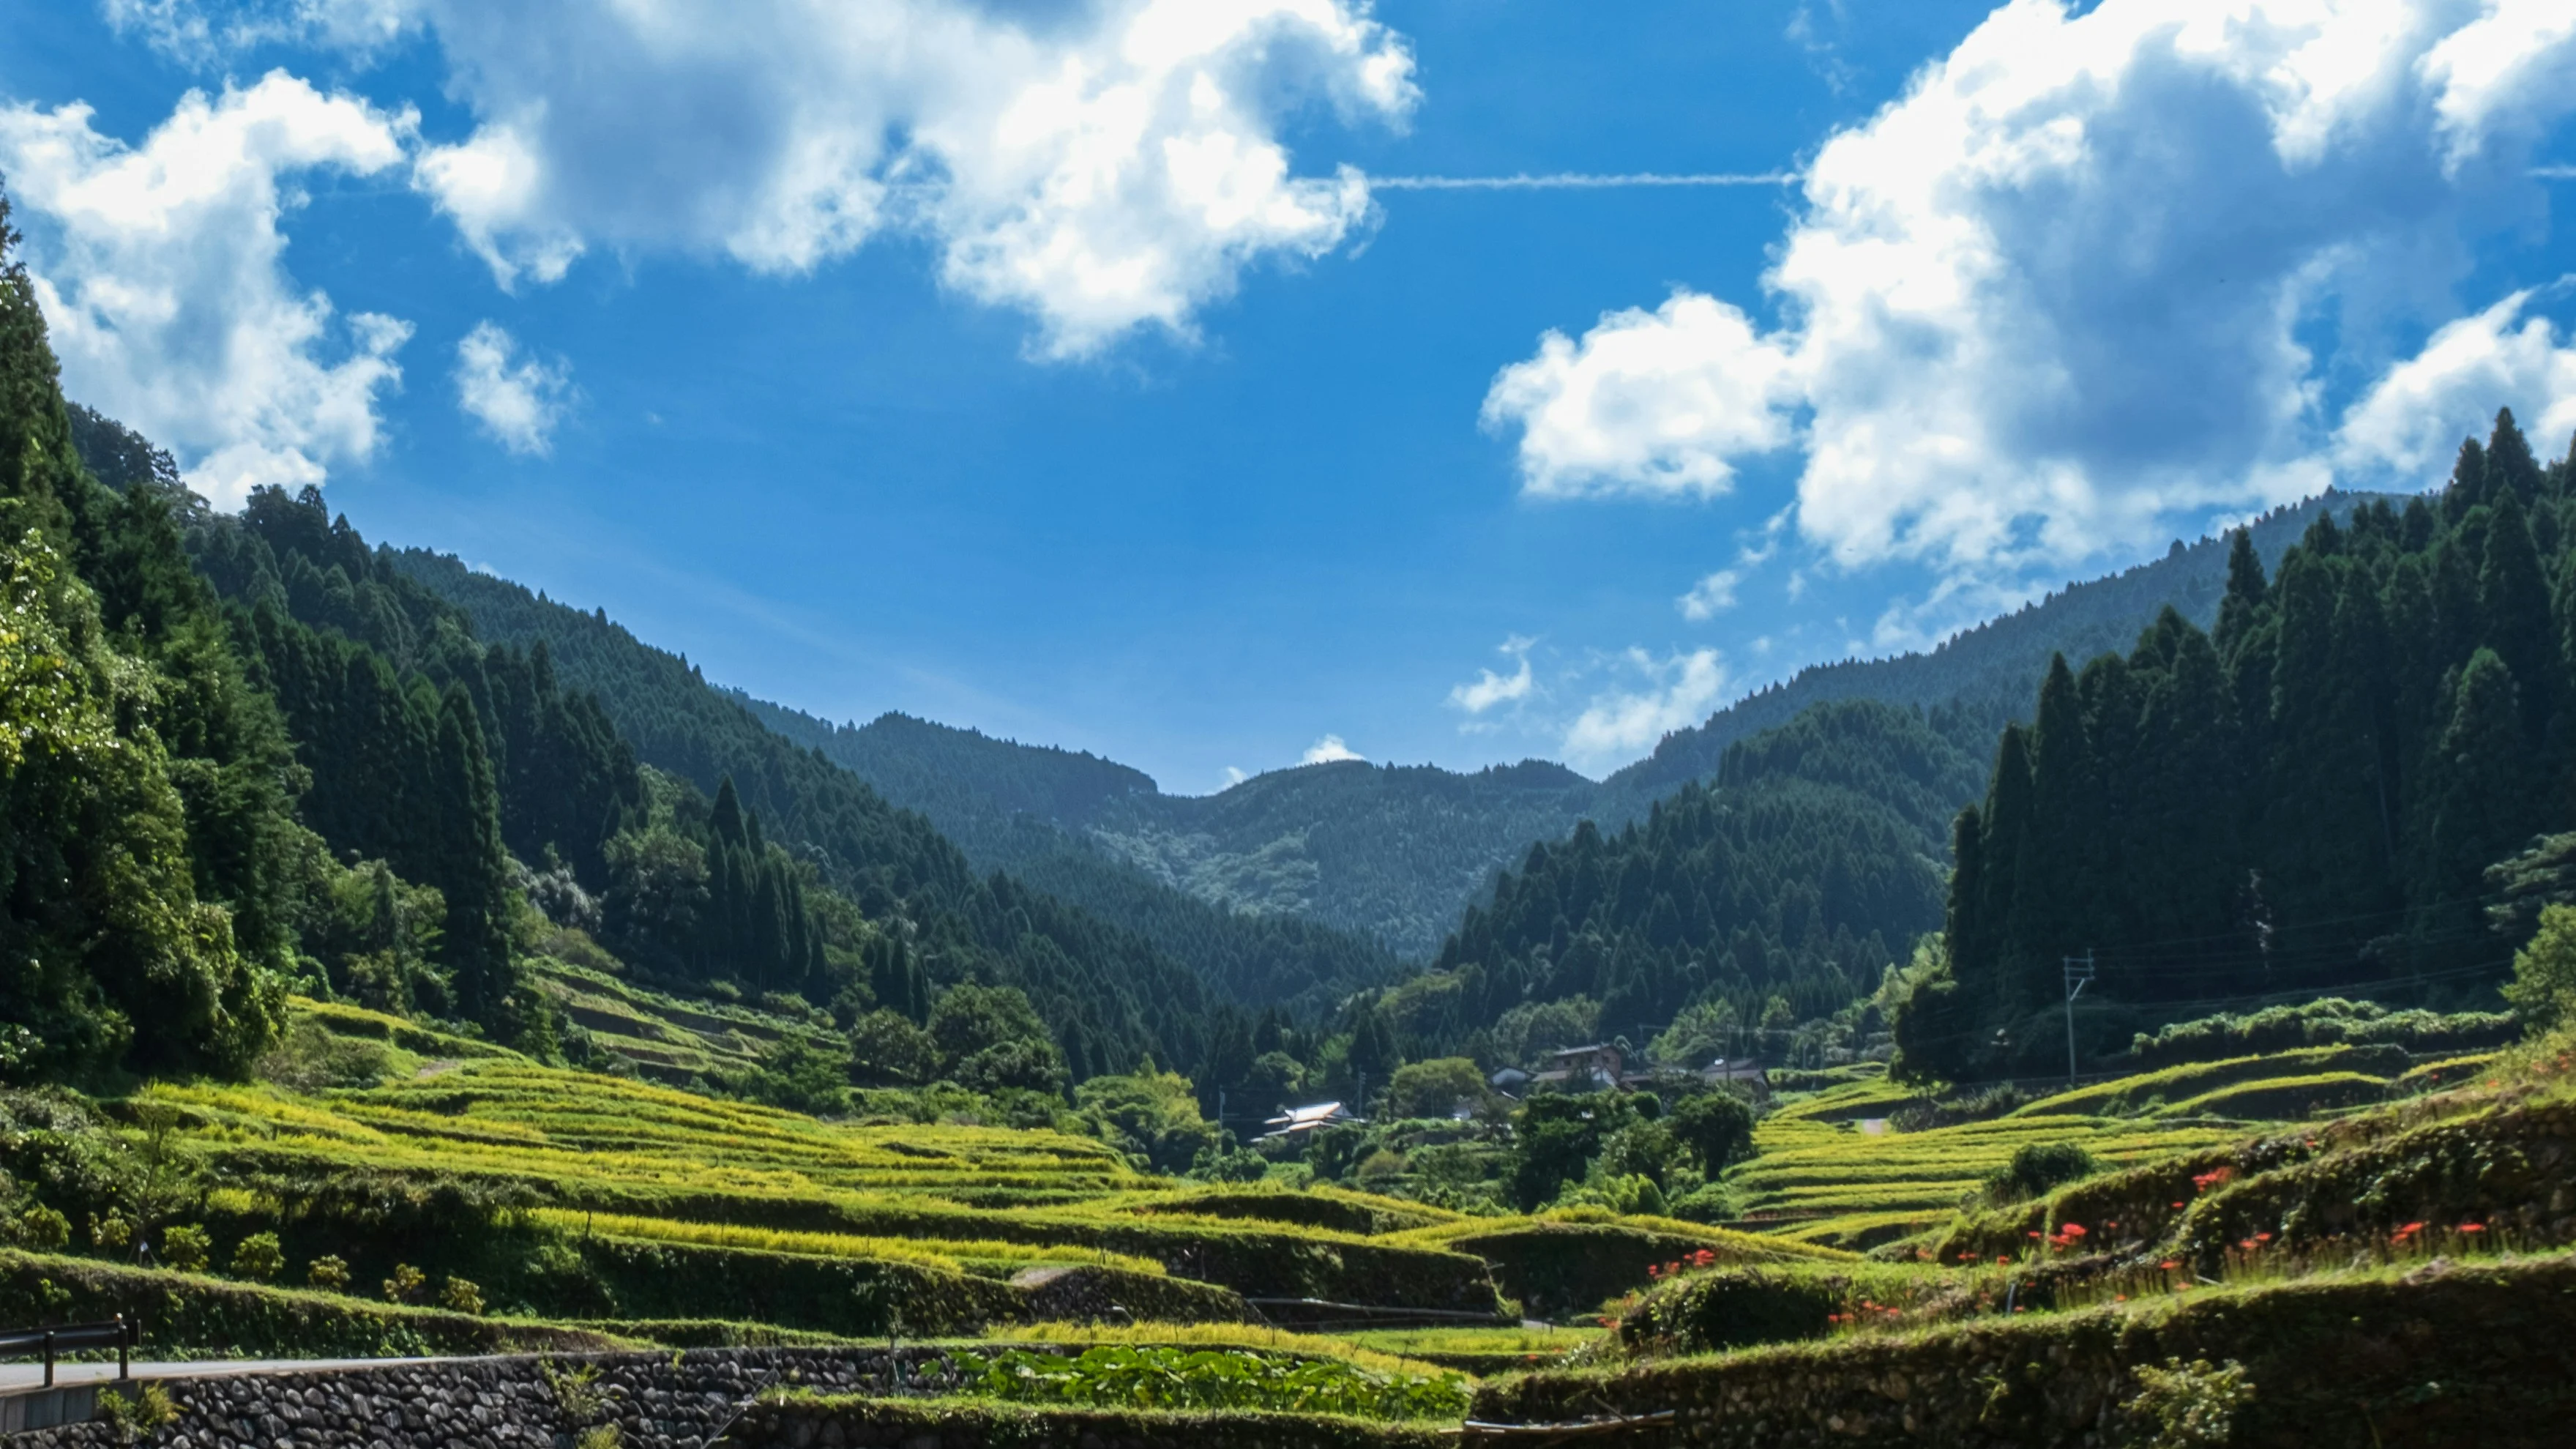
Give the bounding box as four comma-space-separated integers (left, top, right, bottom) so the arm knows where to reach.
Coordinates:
1445, 635, 1535, 715
1301, 734, 1365, 764
0, 71, 415, 507
2335, 288, 2576, 479
1676, 570, 1739, 621
1482, 0, 2576, 599
454, 321, 573, 455
133, 0, 1419, 357
1561, 647, 1726, 776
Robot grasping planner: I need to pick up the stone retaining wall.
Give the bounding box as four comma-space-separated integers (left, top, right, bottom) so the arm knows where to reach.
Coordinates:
1, 1346, 968, 1449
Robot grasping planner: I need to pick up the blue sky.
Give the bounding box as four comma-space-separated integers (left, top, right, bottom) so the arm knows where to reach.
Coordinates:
4, 1, 2575, 793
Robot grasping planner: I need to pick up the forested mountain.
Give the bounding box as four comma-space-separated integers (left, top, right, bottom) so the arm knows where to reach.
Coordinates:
606, 499, 2369, 965
388, 549, 1393, 1019
1898, 411, 2576, 1081
1362, 700, 1985, 1068
1606, 493, 2370, 796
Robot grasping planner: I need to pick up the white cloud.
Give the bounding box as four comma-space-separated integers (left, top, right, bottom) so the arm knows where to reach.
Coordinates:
1676, 570, 1739, 621
1222, 765, 1248, 787
1482, 0, 2576, 597
454, 321, 573, 455
1300, 733, 1364, 764
1445, 635, 1534, 715
1561, 647, 1727, 776
2334, 288, 2576, 479
1482, 291, 1797, 498
142, 0, 1417, 357
0, 72, 415, 507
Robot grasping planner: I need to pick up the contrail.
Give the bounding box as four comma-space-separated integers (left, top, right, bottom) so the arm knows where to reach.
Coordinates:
1369, 171, 1800, 190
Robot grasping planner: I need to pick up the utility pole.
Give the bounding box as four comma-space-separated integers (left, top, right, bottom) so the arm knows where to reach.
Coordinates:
1217, 1087, 1227, 1138
2063, 950, 2095, 1082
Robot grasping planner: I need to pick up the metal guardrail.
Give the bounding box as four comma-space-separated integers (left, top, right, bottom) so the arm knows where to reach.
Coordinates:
0, 1318, 137, 1389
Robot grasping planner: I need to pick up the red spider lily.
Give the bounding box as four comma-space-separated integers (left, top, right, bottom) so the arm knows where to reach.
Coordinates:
2113, 1295, 2127, 1303
1996, 1255, 2012, 1264
2158, 1260, 2181, 1270
1646, 1264, 1660, 1278
2027, 1230, 2043, 1239
2059, 1223, 2088, 1238
1691, 1249, 1715, 1267
2460, 1223, 2487, 1234
2239, 1239, 2260, 1251
2170, 1202, 2186, 1210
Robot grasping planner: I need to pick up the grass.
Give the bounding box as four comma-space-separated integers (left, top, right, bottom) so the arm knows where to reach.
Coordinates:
526, 1208, 1171, 1276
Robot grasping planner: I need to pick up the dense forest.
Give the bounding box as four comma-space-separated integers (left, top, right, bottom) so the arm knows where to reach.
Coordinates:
1612, 493, 2369, 797
1367, 701, 1987, 1070
675, 499, 2365, 969
391, 551, 1398, 1017
1898, 411, 2576, 1079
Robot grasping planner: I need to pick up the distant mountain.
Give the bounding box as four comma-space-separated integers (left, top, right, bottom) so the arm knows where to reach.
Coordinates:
1607, 493, 2378, 795
679, 493, 2383, 961
395, 556, 1400, 1010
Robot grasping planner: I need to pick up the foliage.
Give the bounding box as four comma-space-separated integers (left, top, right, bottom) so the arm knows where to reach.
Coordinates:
2124, 998, 2515, 1070
1924, 423, 2576, 1080
1984, 1142, 2099, 1204
2118, 1358, 2254, 1449
306, 1254, 349, 1290
1666, 1092, 1755, 1176
383, 1262, 425, 1304
959, 1344, 1469, 1420
1384, 1059, 1493, 1121
12, 1204, 69, 1250
1075, 1068, 1220, 1174
441, 1275, 485, 1314
229, 1230, 284, 1281
2505, 903, 2576, 1031
160, 1223, 210, 1273
92, 1382, 179, 1435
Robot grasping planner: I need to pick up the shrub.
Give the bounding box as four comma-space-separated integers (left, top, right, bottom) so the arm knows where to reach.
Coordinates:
1668, 1092, 1757, 1176
2117, 1357, 2253, 1448
93, 1384, 179, 1434
384, 1263, 426, 1304
1984, 1142, 2098, 1203
441, 1275, 485, 1315
1386, 1058, 1494, 1120
1357, 1149, 1407, 1182
160, 1224, 212, 1273
88, 1212, 132, 1253
229, 1232, 285, 1281
307, 1255, 351, 1291
2506, 904, 2576, 1032
13, 1205, 70, 1251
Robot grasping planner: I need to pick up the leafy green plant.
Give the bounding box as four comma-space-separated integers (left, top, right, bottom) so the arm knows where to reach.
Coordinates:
383, 1263, 426, 1304
2118, 1357, 2253, 1448
229, 1232, 284, 1281
307, 1255, 351, 1290
575, 1426, 621, 1449
542, 1358, 608, 1422
160, 1223, 212, 1273
88, 1211, 132, 1253
94, 1383, 179, 1435
960, 1344, 1468, 1420
14, 1204, 70, 1250
1984, 1142, 2099, 1204
441, 1275, 485, 1315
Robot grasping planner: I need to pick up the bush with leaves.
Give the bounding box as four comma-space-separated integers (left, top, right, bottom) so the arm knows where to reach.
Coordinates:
306, 1254, 351, 1291
383, 1262, 426, 1304
1985, 1141, 2098, 1204
441, 1275, 485, 1315
228, 1231, 284, 1281
2118, 1357, 2253, 1448
12, 1204, 69, 1250
1668, 1091, 1756, 1175
159, 1223, 211, 1273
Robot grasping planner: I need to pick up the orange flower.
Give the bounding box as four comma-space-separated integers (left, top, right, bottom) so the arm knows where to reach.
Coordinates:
2158, 1260, 2181, 1270
2460, 1223, 2486, 1234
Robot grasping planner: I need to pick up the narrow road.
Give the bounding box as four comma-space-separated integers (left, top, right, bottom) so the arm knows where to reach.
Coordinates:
0, 1356, 455, 1392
